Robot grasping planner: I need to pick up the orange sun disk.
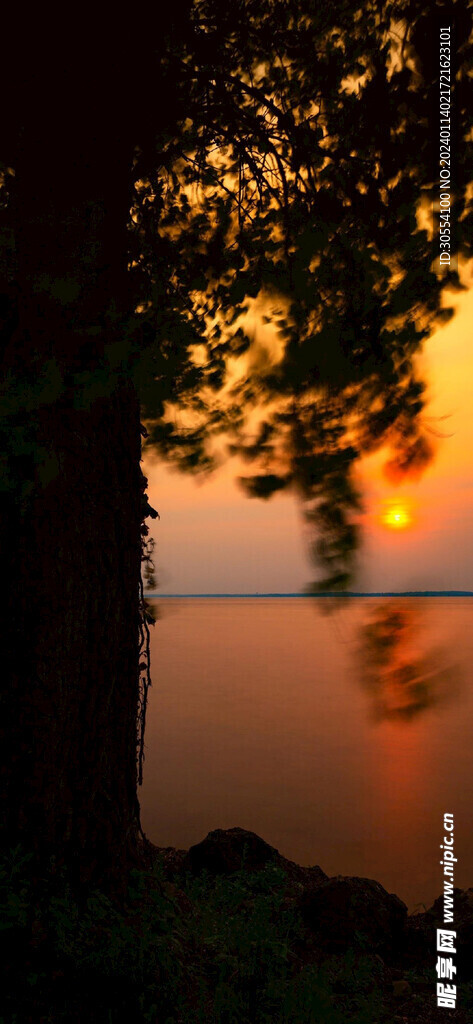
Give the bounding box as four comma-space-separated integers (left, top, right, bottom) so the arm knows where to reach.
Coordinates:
382, 506, 411, 529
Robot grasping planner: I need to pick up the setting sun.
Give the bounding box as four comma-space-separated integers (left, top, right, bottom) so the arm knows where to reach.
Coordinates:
382, 506, 412, 530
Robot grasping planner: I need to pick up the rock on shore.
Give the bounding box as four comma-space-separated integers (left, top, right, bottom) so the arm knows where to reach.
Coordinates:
154, 825, 473, 970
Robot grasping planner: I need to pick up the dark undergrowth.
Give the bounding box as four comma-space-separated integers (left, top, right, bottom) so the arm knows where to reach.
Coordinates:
1, 846, 472, 1023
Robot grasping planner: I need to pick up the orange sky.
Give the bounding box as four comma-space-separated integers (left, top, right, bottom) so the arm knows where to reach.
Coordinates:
145, 268, 473, 593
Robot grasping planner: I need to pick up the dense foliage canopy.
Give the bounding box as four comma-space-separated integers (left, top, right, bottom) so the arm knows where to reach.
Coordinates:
128, 0, 473, 589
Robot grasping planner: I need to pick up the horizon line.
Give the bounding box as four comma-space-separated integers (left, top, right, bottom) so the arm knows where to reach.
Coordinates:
144, 590, 473, 598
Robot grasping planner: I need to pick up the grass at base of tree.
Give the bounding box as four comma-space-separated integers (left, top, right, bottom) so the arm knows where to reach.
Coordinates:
1, 846, 472, 1023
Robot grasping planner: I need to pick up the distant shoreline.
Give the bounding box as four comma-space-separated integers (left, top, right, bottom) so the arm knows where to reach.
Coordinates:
145, 591, 473, 598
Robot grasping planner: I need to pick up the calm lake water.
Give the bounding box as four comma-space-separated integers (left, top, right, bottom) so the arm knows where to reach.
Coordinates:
140, 597, 473, 910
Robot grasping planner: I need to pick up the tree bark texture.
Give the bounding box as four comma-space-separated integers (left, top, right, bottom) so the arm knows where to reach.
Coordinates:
0, 6, 194, 890
0, 103, 143, 890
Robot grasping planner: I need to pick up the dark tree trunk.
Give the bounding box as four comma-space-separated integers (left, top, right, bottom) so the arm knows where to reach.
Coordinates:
0, 6, 193, 893
0, 90, 144, 892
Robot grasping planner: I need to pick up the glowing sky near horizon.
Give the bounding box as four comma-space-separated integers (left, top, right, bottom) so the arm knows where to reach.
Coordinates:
144, 271, 473, 593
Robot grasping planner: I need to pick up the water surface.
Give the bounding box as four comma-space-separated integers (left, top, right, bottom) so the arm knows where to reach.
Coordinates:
140, 597, 473, 910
